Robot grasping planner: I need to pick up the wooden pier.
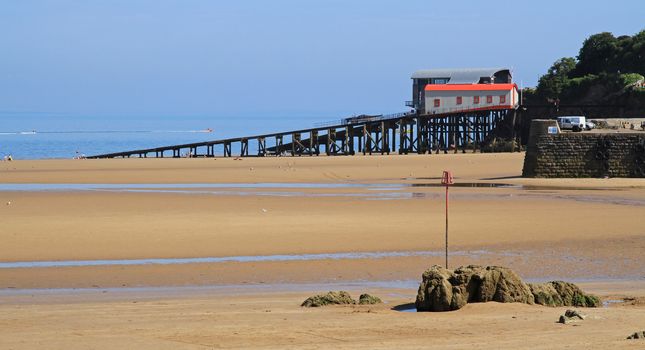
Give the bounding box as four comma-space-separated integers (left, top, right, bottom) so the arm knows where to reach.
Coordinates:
87, 109, 521, 159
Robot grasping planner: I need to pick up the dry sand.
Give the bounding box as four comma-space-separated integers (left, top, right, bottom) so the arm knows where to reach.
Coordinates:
2, 284, 645, 350
1, 153, 644, 349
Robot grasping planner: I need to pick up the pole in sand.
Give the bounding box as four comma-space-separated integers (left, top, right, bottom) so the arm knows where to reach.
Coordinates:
441, 170, 454, 269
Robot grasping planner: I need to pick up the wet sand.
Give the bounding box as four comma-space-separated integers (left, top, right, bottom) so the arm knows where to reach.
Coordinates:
1, 153, 644, 349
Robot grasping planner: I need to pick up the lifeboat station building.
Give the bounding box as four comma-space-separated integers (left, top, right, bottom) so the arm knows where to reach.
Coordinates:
408, 68, 515, 115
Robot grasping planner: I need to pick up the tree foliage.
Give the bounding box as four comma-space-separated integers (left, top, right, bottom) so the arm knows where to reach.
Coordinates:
572, 32, 619, 76
536, 57, 576, 99
533, 29, 645, 103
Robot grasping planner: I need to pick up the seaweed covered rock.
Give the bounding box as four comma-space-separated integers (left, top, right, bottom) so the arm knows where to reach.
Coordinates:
627, 331, 645, 340
415, 265, 600, 312
415, 265, 534, 312
470, 266, 534, 304
301, 291, 356, 307
415, 265, 458, 311
529, 281, 600, 307
358, 294, 382, 305
529, 282, 561, 306
558, 309, 587, 324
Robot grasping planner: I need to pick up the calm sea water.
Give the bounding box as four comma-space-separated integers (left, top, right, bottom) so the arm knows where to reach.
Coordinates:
0, 115, 329, 159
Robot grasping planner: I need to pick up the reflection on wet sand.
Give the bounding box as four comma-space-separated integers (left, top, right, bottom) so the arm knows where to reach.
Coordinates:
1, 182, 644, 205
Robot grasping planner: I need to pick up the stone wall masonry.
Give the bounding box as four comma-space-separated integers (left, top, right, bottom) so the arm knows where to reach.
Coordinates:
523, 121, 645, 178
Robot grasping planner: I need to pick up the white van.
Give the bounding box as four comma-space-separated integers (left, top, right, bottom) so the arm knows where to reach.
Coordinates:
556, 116, 587, 131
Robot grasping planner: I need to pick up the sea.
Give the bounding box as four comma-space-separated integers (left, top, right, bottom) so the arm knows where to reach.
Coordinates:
0, 114, 332, 160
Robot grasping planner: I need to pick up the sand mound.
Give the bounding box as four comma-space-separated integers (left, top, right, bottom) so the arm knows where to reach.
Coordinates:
416, 265, 598, 312
301, 291, 356, 307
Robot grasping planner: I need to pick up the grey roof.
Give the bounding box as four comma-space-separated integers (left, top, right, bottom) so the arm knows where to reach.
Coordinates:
411, 67, 510, 84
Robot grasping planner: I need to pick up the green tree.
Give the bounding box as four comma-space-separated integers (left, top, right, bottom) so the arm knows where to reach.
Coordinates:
572, 32, 619, 76
536, 57, 576, 99
620, 29, 645, 75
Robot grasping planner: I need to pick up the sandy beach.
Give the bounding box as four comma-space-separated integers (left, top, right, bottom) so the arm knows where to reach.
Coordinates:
1, 153, 644, 349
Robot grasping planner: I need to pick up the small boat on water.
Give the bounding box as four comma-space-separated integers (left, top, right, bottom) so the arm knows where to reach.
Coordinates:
203, 128, 213, 133
20, 130, 37, 135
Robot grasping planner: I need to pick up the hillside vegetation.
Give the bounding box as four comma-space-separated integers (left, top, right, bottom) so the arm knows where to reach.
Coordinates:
525, 29, 644, 106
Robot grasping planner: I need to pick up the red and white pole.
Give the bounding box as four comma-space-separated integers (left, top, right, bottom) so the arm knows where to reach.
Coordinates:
445, 184, 449, 269
441, 170, 454, 269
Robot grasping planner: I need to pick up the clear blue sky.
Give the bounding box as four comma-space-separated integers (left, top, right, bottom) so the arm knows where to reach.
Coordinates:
1, 0, 644, 120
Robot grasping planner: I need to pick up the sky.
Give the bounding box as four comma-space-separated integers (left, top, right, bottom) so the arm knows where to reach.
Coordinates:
1, 0, 644, 121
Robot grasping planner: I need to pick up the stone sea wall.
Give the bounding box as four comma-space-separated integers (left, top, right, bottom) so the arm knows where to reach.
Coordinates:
522, 120, 645, 178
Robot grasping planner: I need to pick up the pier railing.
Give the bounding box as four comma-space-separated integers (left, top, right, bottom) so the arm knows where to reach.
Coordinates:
314, 111, 414, 127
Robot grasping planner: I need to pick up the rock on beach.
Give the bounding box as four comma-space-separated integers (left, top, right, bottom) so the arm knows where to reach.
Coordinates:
301, 291, 356, 307
415, 265, 599, 312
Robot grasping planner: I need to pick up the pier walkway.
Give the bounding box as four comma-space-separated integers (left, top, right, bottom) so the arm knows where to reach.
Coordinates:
88, 109, 521, 159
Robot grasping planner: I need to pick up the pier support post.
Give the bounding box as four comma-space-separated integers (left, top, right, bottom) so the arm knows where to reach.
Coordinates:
362, 125, 370, 155
258, 137, 266, 156
291, 133, 301, 156
398, 119, 405, 154
416, 117, 422, 154
275, 135, 283, 156
380, 121, 388, 154
391, 125, 396, 153
240, 138, 249, 157
345, 126, 354, 155
310, 130, 319, 155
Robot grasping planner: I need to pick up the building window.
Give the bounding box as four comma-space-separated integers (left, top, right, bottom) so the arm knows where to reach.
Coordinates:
486, 95, 493, 104
500, 95, 506, 104
434, 99, 441, 107
456, 96, 462, 105
473, 96, 480, 104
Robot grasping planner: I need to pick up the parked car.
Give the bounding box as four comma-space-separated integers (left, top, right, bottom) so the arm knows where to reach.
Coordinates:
556, 116, 587, 131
